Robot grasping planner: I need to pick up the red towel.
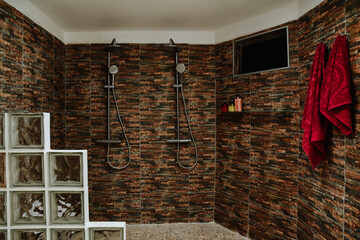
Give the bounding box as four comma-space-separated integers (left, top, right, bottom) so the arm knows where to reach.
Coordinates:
302, 43, 328, 169
320, 35, 352, 135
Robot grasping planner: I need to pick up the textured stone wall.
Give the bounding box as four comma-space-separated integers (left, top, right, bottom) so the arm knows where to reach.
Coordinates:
65, 43, 216, 223
297, 1, 359, 240
0, 0, 66, 149
1, 0, 359, 237
215, 21, 300, 239
215, 0, 360, 239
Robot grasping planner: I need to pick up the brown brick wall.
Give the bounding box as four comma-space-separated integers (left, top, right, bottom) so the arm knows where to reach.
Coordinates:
215, 1, 360, 239
65, 43, 216, 223
215, 21, 300, 239
0, 0, 66, 149
297, 1, 360, 240
1, 0, 359, 238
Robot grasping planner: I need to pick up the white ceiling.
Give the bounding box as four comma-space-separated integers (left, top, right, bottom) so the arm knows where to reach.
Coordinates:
5, 0, 323, 44
28, 0, 296, 31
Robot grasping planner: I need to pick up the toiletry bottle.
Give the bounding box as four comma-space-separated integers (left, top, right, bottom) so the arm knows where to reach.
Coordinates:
228, 99, 235, 112
221, 100, 228, 112
235, 93, 242, 112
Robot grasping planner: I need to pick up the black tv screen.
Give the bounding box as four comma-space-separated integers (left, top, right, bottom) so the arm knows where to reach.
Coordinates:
234, 27, 289, 75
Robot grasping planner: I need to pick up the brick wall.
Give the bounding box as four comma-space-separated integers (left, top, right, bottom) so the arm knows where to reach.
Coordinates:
297, 1, 359, 239
215, 0, 360, 239
1, 0, 359, 238
65, 43, 216, 223
215, 21, 300, 239
0, 0, 66, 149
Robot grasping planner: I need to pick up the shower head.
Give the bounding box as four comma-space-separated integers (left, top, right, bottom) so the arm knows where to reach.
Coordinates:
176, 63, 186, 74
169, 38, 175, 46
163, 38, 182, 52
109, 65, 118, 75
164, 38, 177, 48
105, 38, 123, 52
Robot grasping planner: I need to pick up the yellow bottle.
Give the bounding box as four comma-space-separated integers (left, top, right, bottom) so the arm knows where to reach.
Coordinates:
228, 99, 235, 112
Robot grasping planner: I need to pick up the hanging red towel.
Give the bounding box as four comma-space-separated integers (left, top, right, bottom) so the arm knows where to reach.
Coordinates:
320, 35, 352, 135
302, 43, 328, 169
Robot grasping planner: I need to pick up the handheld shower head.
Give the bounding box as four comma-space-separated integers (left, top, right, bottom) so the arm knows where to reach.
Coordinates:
109, 65, 118, 86
109, 65, 118, 75
176, 63, 186, 74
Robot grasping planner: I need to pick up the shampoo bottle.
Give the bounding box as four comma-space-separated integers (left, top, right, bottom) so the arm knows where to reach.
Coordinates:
235, 93, 242, 112
228, 99, 235, 112
221, 100, 228, 112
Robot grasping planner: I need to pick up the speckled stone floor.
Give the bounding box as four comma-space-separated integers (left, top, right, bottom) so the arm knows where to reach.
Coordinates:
126, 222, 249, 240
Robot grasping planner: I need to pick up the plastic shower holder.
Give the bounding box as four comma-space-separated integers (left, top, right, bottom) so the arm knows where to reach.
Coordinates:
0, 113, 126, 240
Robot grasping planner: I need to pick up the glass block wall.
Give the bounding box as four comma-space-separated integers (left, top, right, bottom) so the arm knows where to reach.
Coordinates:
0, 113, 125, 240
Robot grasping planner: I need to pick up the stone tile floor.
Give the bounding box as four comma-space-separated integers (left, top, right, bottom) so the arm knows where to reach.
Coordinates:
126, 222, 249, 240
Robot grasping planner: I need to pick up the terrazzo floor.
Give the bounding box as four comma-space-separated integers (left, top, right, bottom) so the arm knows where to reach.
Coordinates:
126, 222, 249, 240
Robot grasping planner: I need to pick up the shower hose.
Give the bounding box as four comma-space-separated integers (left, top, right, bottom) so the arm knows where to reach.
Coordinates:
106, 88, 131, 170
176, 72, 198, 169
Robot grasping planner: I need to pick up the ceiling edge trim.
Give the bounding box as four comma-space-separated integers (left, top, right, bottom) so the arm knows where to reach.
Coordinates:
4, 0, 64, 42
65, 31, 215, 45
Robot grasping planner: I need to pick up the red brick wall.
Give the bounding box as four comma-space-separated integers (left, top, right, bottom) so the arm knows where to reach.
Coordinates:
1, 0, 359, 237
215, 21, 300, 239
297, 1, 359, 239
215, 0, 360, 239
0, 0, 66, 149
65, 43, 216, 223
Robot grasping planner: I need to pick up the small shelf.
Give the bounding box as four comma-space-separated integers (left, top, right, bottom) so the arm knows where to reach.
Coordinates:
218, 111, 246, 115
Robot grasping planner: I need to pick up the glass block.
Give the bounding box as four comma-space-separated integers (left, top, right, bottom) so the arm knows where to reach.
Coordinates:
0, 153, 5, 188
51, 229, 84, 240
50, 153, 83, 186
0, 115, 4, 148
0, 192, 6, 225
0, 230, 6, 240
11, 154, 44, 187
90, 228, 124, 240
11, 115, 43, 148
51, 192, 84, 224
12, 191, 45, 224
12, 229, 45, 240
